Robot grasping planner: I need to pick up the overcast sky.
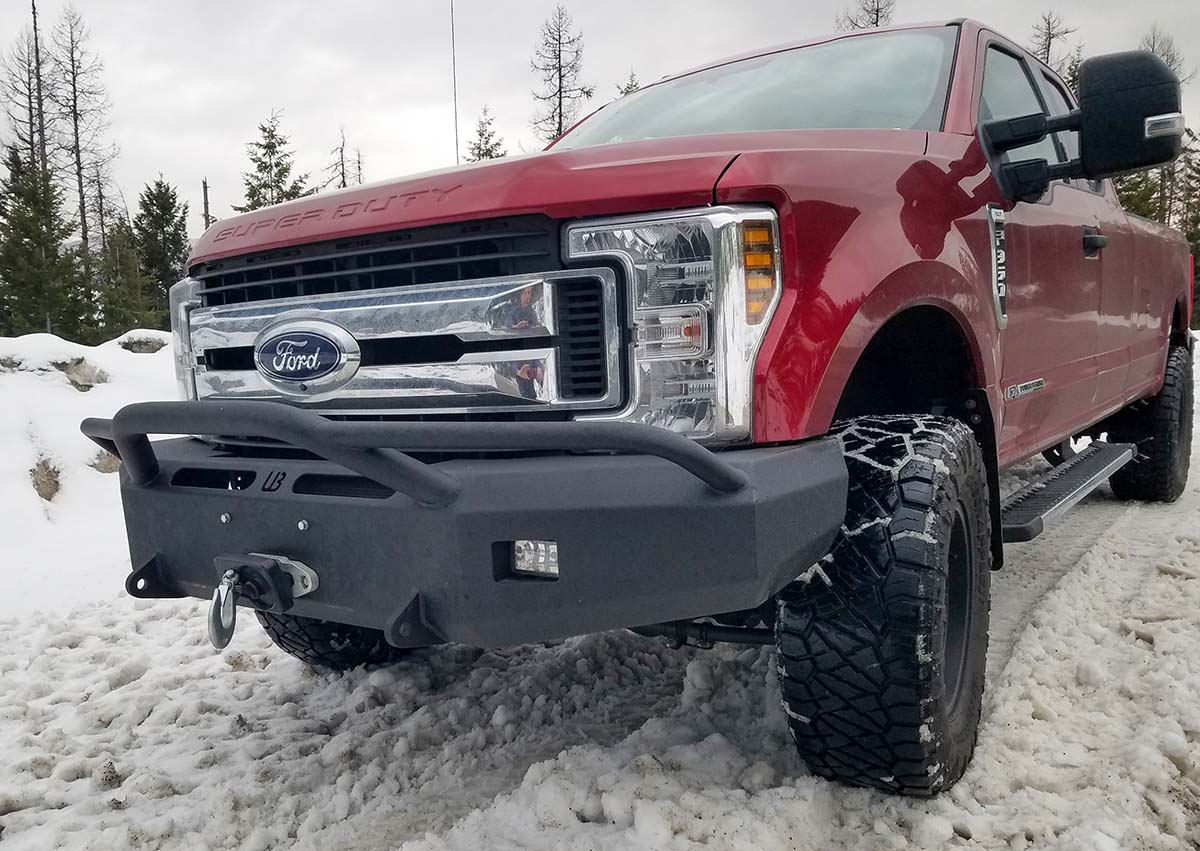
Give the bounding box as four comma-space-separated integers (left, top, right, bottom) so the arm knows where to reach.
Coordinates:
1, 0, 1196, 237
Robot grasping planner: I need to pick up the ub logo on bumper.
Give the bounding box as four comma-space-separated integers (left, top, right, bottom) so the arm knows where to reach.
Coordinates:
253, 319, 360, 395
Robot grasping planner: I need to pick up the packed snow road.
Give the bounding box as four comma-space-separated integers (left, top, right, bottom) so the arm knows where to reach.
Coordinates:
1, 334, 1199, 850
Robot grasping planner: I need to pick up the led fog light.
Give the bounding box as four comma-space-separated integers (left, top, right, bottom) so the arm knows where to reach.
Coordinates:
512, 540, 560, 578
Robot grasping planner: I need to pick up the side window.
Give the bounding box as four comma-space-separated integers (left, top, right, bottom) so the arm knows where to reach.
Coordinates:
1041, 74, 1104, 193
979, 47, 1060, 164
1040, 75, 1079, 161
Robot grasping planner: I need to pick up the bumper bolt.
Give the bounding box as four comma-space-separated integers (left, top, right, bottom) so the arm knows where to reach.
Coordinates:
219, 512, 231, 525
297, 519, 310, 532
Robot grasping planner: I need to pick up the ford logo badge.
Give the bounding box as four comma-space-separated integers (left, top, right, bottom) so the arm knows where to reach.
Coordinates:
253, 320, 360, 394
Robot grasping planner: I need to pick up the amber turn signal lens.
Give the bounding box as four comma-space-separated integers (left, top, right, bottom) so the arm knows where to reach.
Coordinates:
742, 221, 777, 324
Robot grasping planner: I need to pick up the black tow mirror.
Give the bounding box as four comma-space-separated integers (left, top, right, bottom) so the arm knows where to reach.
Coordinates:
980, 50, 1184, 202
1077, 51, 1185, 177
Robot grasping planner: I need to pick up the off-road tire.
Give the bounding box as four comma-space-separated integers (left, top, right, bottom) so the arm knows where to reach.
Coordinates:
255, 612, 409, 670
775, 415, 991, 796
1108, 345, 1193, 503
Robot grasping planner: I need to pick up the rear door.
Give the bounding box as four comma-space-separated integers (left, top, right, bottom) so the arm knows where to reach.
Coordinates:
978, 42, 1103, 460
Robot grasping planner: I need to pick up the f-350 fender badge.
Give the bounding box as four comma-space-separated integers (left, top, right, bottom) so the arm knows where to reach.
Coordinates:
987, 204, 1008, 330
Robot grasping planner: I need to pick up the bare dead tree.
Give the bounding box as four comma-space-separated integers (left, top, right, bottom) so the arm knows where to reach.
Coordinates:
1, 30, 38, 169
1029, 12, 1075, 68
835, 0, 895, 32
1140, 24, 1196, 84
1139, 25, 1196, 225
88, 158, 126, 255
324, 127, 350, 190
50, 5, 116, 267
354, 148, 364, 185
530, 4, 594, 144
30, 0, 50, 181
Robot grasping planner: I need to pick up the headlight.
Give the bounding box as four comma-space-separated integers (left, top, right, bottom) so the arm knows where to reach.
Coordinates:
564, 207, 781, 443
168, 278, 200, 400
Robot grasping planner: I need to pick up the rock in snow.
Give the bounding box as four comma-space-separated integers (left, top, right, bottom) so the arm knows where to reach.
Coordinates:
1, 331, 1199, 849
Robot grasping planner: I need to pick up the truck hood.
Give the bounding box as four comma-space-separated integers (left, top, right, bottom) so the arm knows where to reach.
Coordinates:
189, 129, 929, 266
189, 136, 746, 265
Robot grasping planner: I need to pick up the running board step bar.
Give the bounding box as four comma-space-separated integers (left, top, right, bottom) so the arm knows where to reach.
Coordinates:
1001, 442, 1135, 543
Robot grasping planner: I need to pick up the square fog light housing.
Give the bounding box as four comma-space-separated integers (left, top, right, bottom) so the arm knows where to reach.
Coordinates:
512, 540, 559, 579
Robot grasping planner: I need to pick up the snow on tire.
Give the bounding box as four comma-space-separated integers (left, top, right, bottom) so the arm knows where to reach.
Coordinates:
255, 611, 410, 670
775, 415, 991, 796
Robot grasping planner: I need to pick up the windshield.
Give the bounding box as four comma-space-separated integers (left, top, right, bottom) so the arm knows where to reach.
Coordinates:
555, 27, 958, 150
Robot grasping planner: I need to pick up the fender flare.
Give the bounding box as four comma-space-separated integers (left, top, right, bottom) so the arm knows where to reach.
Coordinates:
805, 259, 1003, 436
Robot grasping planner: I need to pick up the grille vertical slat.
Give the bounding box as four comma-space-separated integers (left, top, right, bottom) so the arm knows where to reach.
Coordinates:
556, 281, 608, 399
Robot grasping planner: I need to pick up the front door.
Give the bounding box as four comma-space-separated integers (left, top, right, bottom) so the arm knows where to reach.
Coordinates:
977, 41, 1102, 461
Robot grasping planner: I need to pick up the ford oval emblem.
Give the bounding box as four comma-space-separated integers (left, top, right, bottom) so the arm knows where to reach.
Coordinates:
253, 320, 360, 394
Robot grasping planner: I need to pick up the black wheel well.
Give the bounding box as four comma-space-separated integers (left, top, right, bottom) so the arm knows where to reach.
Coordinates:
834, 307, 978, 421
834, 306, 1004, 568
1171, 300, 1193, 349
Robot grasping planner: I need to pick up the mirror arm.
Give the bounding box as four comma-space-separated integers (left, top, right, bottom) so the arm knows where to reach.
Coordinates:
982, 109, 1081, 153
998, 156, 1085, 203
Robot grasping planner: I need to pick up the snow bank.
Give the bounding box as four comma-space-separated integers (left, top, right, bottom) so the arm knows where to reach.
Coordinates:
1, 331, 1199, 850
0, 331, 175, 618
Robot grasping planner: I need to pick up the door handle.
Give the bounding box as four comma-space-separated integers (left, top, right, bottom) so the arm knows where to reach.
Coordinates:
1082, 228, 1108, 257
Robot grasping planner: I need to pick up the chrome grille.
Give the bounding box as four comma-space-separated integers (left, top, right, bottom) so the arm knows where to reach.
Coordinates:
187, 268, 623, 416
190, 216, 559, 308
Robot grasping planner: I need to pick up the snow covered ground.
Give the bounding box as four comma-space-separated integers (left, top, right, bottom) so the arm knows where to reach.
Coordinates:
2, 333, 1200, 850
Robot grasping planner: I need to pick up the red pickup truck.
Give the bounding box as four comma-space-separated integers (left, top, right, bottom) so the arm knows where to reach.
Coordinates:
85, 19, 1192, 795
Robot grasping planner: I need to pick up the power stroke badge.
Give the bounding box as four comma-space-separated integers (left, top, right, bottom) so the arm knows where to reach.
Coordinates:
253, 319, 361, 394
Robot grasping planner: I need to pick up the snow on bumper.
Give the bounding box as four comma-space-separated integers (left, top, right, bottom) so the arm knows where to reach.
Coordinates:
82, 401, 848, 648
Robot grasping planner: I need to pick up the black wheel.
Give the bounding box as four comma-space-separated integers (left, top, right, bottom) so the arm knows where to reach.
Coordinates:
1042, 435, 1087, 467
1108, 345, 1193, 503
255, 612, 410, 670
775, 415, 991, 796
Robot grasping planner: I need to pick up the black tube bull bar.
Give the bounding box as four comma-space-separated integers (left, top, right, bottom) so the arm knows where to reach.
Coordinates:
81, 400, 751, 506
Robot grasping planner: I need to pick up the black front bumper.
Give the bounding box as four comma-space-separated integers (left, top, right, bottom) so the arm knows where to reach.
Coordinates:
83, 402, 847, 648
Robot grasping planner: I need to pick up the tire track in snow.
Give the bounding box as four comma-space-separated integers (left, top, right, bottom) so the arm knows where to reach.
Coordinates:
986, 483, 1133, 696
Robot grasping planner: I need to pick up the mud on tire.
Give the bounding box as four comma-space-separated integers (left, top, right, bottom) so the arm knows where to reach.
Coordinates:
775, 415, 991, 796
1108, 345, 1193, 503
255, 612, 409, 670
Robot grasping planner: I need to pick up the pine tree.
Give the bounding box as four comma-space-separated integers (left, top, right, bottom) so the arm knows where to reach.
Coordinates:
98, 216, 157, 335
132, 176, 189, 328
1061, 43, 1084, 94
1114, 170, 1161, 221
233, 111, 311, 212
617, 71, 640, 96
1177, 137, 1200, 326
0, 146, 76, 335
530, 5, 594, 144
835, 0, 895, 31
1028, 12, 1075, 68
465, 106, 505, 161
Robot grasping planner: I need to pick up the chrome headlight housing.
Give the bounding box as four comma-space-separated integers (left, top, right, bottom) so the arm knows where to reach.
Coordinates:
168, 278, 200, 400
565, 206, 782, 444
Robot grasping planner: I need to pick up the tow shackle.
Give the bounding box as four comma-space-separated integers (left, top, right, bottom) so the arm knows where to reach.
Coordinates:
206, 554, 320, 650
